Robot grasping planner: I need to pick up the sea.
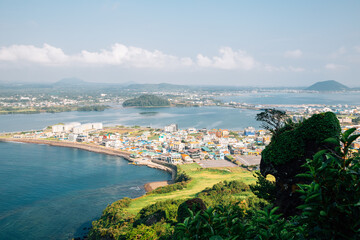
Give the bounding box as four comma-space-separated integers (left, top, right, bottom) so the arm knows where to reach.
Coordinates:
0, 142, 171, 240
217, 91, 360, 105
0, 106, 261, 133
1, 92, 360, 133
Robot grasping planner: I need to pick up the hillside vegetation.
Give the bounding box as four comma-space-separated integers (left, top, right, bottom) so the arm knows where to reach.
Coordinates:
122, 94, 170, 107
88, 164, 257, 239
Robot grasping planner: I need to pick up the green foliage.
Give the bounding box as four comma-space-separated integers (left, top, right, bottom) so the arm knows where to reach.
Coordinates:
250, 172, 276, 203
126, 224, 158, 239
135, 199, 183, 226
224, 155, 235, 161
88, 198, 134, 240
150, 171, 192, 194
262, 112, 341, 165
297, 128, 360, 239
175, 171, 192, 183
123, 94, 170, 107
177, 198, 207, 223
198, 180, 250, 197
151, 182, 189, 194
174, 204, 303, 240
225, 155, 242, 166
197, 180, 251, 207
255, 108, 288, 134
77, 105, 109, 111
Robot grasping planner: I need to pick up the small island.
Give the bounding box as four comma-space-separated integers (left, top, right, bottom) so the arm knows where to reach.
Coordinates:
122, 94, 170, 107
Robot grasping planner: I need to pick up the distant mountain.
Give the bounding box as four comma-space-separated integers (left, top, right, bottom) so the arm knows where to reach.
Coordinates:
306, 80, 349, 92
53, 78, 87, 86
122, 94, 170, 107
125, 83, 191, 91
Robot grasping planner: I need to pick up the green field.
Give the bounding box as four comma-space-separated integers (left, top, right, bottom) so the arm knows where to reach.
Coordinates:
127, 163, 256, 214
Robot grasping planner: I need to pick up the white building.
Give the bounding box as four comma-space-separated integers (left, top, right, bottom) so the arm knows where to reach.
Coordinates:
64, 122, 81, 132
164, 124, 178, 132
92, 122, 103, 130
82, 123, 93, 131
68, 133, 78, 142
52, 125, 64, 133
73, 125, 86, 134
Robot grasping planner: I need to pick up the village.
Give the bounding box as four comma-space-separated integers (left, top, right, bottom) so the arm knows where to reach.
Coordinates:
9, 122, 269, 167
7, 118, 360, 169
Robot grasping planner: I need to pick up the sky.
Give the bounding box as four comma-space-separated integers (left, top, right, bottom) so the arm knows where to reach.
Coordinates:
0, 0, 359, 87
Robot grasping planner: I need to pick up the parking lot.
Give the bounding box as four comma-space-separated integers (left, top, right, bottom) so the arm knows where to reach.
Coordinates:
234, 155, 261, 166
195, 159, 238, 168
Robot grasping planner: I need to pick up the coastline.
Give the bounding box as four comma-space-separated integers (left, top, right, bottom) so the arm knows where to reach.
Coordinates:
0, 137, 175, 192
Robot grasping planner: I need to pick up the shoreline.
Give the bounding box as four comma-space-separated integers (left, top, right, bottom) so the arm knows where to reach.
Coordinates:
0, 138, 176, 192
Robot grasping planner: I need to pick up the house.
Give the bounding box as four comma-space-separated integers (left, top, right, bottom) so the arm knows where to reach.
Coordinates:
188, 149, 200, 159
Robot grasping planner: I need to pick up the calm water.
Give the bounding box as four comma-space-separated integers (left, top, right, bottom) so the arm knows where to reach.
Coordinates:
0, 106, 261, 132
1, 92, 358, 133
217, 92, 360, 105
0, 142, 171, 240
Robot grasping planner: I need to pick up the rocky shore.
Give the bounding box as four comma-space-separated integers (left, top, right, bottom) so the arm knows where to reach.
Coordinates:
0, 137, 176, 191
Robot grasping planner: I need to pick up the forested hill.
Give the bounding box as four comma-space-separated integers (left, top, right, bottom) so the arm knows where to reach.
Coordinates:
122, 94, 170, 107
306, 80, 349, 91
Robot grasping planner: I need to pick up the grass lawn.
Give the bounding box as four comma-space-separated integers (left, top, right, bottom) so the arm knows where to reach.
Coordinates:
127, 163, 256, 214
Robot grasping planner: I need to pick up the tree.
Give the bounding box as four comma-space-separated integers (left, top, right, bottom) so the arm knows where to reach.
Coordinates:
297, 128, 360, 239
255, 108, 287, 135
259, 112, 341, 216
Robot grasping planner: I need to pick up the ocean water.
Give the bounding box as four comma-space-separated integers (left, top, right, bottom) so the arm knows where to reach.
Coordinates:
217, 92, 360, 105
0, 106, 261, 132
0, 92, 358, 133
0, 142, 171, 240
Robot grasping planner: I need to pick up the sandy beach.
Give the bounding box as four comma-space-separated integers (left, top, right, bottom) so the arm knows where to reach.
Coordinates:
144, 180, 174, 192
0, 137, 176, 192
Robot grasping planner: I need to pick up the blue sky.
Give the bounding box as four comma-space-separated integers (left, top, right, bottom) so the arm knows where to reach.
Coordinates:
0, 0, 359, 86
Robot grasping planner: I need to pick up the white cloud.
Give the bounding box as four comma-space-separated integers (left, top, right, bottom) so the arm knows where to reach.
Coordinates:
325, 63, 347, 71
197, 47, 256, 70
0, 43, 306, 73
0, 44, 68, 64
0, 43, 193, 68
330, 46, 347, 59
77, 43, 191, 68
284, 49, 302, 59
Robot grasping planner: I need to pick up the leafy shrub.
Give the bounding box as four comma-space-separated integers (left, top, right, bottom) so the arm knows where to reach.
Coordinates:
175, 171, 191, 183
262, 112, 340, 165
297, 128, 360, 239
151, 182, 188, 194
150, 170, 192, 194
135, 199, 183, 226
177, 198, 207, 223
250, 171, 276, 203
198, 180, 249, 196
126, 224, 158, 240
88, 198, 133, 239
174, 204, 303, 239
